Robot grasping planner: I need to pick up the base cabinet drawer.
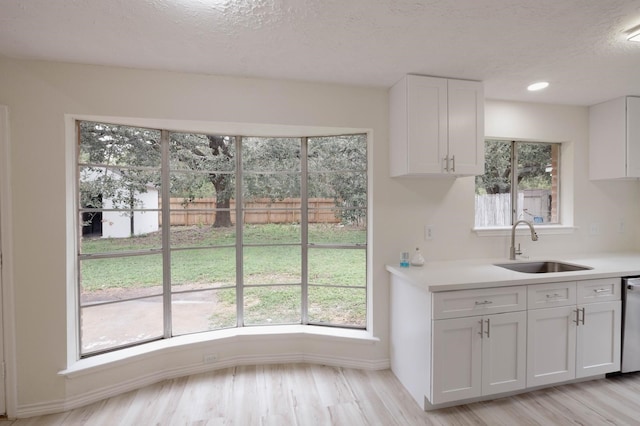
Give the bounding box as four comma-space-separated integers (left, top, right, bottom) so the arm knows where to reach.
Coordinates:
527, 281, 576, 309
433, 286, 526, 319
577, 278, 621, 303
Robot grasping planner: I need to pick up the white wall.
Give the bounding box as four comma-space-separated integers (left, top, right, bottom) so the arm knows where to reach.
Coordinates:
0, 57, 638, 416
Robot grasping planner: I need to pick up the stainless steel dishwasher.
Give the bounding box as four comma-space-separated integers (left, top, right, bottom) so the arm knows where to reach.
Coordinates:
622, 277, 640, 372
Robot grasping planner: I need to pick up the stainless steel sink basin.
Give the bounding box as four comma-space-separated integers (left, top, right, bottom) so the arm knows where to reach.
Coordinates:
494, 261, 592, 274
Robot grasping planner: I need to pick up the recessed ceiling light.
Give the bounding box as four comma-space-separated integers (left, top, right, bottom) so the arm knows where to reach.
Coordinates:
527, 82, 549, 91
628, 32, 640, 42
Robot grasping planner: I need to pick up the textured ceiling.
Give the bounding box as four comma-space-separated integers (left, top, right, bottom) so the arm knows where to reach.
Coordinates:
1, 0, 640, 105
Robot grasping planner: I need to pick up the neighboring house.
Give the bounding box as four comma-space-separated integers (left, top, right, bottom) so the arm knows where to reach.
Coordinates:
101, 188, 158, 238
81, 168, 159, 238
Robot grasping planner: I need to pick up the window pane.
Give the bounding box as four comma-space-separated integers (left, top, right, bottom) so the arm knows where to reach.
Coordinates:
169, 133, 236, 173
308, 208, 367, 232
243, 286, 301, 325
475, 140, 512, 227
169, 169, 234, 202
79, 231, 162, 255
172, 288, 236, 335
81, 296, 164, 355
308, 248, 366, 286
308, 135, 367, 172
169, 224, 235, 248
243, 246, 301, 285
171, 247, 236, 288
308, 286, 366, 328
243, 222, 300, 245
79, 166, 161, 240
79, 122, 161, 167
517, 143, 559, 224
308, 172, 367, 208
242, 137, 300, 172
308, 223, 366, 245
242, 173, 301, 200
80, 254, 163, 294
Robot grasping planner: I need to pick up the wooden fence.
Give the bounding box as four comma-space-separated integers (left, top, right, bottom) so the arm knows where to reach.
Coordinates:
161, 198, 340, 226
475, 190, 552, 227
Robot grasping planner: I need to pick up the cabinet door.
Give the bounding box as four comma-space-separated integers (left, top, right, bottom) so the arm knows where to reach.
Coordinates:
627, 97, 640, 177
447, 79, 484, 175
482, 311, 527, 396
432, 316, 482, 404
527, 306, 577, 387
576, 301, 621, 378
407, 75, 448, 174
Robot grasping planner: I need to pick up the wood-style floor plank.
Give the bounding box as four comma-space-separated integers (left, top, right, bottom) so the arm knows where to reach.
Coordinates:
4, 366, 640, 425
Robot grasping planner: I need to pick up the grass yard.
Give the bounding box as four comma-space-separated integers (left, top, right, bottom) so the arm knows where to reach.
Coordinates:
80, 223, 367, 329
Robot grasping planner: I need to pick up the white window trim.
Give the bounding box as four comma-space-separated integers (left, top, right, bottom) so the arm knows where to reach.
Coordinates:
59, 325, 379, 379
473, 225, 577, 237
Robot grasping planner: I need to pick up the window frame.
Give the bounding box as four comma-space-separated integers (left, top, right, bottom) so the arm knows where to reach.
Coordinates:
76, 122, 368, 358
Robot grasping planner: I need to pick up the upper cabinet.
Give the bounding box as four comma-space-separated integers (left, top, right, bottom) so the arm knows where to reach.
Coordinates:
389, 75, 484, 177
589, 96, 640, 180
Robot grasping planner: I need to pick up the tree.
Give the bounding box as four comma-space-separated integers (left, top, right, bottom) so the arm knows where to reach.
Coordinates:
80, 123, 368, 232
476, 140, 552, 195
308, 135, 367, 226
79, 122, 161, 234
207, 135, 235, 227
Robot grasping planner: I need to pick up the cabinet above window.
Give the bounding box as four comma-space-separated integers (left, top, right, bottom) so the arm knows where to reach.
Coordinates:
389, 75, 484, 177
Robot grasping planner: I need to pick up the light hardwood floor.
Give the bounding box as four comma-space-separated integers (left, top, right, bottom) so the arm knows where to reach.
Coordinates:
2, 364, 640, 425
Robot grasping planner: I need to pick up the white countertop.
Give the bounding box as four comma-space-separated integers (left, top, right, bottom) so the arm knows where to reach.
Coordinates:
386, 252, 640, 292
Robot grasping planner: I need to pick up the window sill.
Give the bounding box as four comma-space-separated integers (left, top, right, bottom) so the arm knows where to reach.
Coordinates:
473, 225, 577, 237
59, 325, 378, 379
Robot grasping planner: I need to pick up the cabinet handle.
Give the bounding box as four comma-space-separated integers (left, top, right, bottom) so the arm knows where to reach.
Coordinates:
594, 288, 610, 294
443, 156, 450, 172
580, 307, 586, 325
475, 300, 493, 306
485, 318, 490, 338
546, 293, 562, 299
573, 309, 579, 324
478, 319, 484, 337
451, 155, 456, 173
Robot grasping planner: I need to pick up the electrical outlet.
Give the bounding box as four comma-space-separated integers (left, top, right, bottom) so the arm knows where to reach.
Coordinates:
619, 220, 625, 233
425, 225, 434, 241
589, 223, 600, 235
203, 353, 218, 363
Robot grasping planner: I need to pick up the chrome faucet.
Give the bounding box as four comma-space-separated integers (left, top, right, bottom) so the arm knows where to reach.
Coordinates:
510, 220, 538, 260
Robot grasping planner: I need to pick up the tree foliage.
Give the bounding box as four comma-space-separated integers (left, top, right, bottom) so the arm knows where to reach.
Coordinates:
476, 140, 552, 195
79, 122, 367, 230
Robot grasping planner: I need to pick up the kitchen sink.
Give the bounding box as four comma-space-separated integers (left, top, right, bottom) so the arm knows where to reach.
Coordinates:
494, 261, 592, 274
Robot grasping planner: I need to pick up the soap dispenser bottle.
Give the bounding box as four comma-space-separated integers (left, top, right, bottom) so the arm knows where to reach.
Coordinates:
411, 247, 425, 267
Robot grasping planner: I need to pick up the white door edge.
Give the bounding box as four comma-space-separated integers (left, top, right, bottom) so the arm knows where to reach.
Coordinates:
0, 105, 18, 418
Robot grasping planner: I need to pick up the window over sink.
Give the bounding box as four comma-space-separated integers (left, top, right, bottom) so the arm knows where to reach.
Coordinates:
475, 140, 561, 228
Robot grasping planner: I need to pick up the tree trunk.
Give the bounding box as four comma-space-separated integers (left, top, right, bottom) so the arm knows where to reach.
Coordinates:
207, 135, 234, 228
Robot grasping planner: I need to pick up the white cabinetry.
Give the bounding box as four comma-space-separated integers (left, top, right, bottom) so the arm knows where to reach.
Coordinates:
589, 96, 640, 179
527, 279, 621, 387
431, 287, 527, 404
389, 75, 484, 177
389, 272, 622, 411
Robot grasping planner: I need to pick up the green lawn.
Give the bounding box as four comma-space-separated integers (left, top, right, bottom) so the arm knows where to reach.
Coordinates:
80, 223, 367, 328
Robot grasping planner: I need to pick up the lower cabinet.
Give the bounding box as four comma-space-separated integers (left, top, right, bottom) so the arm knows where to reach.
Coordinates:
527, 279, 621, 387
527, 305, 577, 386
390, 275, 623, 410
432, 311, 526, 404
